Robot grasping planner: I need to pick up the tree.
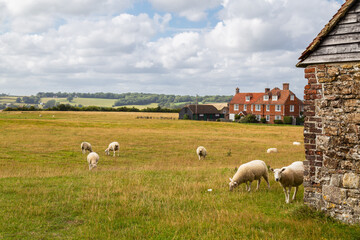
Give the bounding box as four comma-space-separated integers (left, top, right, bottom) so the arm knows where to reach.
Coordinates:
44, 100, 57, 109
16, 97, 22, 103
67, 96, 74, 102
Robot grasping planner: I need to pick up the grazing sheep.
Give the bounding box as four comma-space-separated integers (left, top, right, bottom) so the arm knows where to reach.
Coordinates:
87, 152, 99, 170
196, 146, 207, 160
293, 142, 301, 146
270, 161, 304, 203
267, 148, 278, 153
39, 114, 42, 117
229, 160, 270, 192
105, 142, 120, 157
81, 142, 93, 154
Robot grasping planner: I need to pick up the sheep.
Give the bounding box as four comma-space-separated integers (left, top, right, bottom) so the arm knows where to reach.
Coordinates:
267, 148, 278, 153
229, 160, 270, 192
270, 161, 304, 203
87, 152, 99, 170
293, 142, 301, 146
81, 142, 93, 154
196, 146, 207, 160
105, 141, 120, 157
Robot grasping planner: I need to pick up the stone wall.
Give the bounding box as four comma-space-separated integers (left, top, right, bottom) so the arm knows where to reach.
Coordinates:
303, 62, 360, 224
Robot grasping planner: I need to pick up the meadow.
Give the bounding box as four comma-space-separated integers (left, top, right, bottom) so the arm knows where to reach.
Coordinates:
0, 111, 359, 239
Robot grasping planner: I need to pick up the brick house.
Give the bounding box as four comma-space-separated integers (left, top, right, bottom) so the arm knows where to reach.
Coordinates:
296, 0, 360, 224
229, 83, 303, 123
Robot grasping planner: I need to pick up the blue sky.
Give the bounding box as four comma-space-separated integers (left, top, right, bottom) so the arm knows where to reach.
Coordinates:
0, 0, 345, 98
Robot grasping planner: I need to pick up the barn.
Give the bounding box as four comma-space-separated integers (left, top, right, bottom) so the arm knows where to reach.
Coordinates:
297, 0, 360, 224
179, 104, 224, 121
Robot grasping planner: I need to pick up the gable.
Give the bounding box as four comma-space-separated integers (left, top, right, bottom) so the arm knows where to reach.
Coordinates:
297, 0, 360, 67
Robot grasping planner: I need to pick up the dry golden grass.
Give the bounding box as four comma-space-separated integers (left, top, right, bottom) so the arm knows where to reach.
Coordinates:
0, 111, 359, 239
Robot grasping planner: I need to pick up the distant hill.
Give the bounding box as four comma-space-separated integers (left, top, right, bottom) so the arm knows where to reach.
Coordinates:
0, 92, 232, 110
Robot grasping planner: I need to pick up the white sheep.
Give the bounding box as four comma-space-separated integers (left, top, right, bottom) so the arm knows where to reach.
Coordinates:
87, 152, 99, 170
270, 161, 304, 203
293, 142, 301, 146
105, 141, 120, 157
229, 160, 270, 192
267, 148, 278, 153
196, 146, 207, 160
81, 142, 93, 154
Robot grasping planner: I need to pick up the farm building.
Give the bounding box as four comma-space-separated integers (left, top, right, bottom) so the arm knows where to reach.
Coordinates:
179, 104, 224, 121
297, 0, 360, 224
228, 84, 303, 124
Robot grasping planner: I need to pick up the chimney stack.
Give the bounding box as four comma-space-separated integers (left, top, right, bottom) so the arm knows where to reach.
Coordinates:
283, 83, 289, 90
265, 88, 270, 93
236, 87, 239, 94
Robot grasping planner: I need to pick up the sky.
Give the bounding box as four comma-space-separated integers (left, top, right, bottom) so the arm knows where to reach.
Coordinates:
0, 0, 345, 98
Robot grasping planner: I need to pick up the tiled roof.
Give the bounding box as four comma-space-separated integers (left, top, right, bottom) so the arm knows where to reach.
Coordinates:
298, 0, 357, 62
186, 104, 220, 114
229, 93, 264, 105
253, 88, 291, 105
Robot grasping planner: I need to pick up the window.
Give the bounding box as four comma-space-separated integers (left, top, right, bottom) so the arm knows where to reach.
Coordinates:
246, 96, 250, 101
244, 104, 247, 111
266, 105, 270, 111
263, 95, 269, 101
290, 105, 294, 112
272, 95, 278, 101
255, 104, 261, 111
275, 115, 281, 120
266, 115, 270, 122
275, 105, 281, 112
215, 114, 220, 117
290, 95, 294, 101
256, 115, 261, 121
251, 105, 253, 111
199, 114, 204, 117
234, 104, 239, 111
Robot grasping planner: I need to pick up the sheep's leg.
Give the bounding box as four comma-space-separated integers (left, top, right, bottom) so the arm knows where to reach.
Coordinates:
113, 149, 115, 157
287, 187, 292, 203
247, 181, 252, 192
283, 187, 289, 203
198, 155, 201, 160
263, 175, 270, 189
256, 179, 261, 190
292, 186, 298, 201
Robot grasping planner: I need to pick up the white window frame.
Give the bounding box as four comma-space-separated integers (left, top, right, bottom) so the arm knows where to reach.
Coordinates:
275, 105, 281, 112
244, 104, 247, 111
251, 104, 253, 111
234, 104, 239, 111
275, 115, 281, 120
256, 115, 261, 121
290, 95, 294, 101
272, 95, 278, 101
246, 96, 250, 102
263, 95, 269, 101
266, 105, 270, 112
290, 105, 294, 112
266, 115, 270, 122
255, 104, 261, 111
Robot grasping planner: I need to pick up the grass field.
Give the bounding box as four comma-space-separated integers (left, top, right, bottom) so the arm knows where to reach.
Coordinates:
0, 111, 359, 239
40, 97, 159, 109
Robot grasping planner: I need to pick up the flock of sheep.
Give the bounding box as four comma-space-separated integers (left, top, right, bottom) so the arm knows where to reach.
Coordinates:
81, 141, 303, 204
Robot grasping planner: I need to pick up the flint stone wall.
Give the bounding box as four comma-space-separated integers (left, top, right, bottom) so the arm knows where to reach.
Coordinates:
303, 62, 360, 224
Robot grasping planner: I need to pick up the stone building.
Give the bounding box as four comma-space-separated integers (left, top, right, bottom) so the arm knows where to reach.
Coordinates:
297, 0, 360, 224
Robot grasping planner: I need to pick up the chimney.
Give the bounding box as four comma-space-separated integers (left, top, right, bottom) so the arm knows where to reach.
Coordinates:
265, 88, 270, 93
283, 83, 289, 90
236, 87, 239, 94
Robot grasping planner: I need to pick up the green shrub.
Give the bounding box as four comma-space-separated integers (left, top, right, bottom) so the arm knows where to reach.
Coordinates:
274, 120, 283, 124
239, 114, 258, 123
283, 116, 293, 124
260, 117, 266, 123
296, 116, 305, 125
183, 114, 189, 120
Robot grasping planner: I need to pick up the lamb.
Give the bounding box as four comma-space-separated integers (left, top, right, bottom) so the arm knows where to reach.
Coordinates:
196, 146, 207, 160
267, 148, 278, 153
270, 161, 304, 203
105, 141, 120, 157
87, 152, 99, 170
293, 142, 301, 146
229, 160, 270, 192
81, 142, 93, 154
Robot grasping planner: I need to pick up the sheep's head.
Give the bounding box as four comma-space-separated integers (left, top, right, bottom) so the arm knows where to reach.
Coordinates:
229, 178, 238, 191
105, 148, 109, 155
89, 164, 97, 170
271, 168, 286, 182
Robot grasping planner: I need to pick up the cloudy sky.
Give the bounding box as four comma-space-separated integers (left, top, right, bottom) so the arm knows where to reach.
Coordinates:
0, 0, 344, 98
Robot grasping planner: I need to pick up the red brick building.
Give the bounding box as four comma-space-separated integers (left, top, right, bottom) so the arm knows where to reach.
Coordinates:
229, 83, 303, 124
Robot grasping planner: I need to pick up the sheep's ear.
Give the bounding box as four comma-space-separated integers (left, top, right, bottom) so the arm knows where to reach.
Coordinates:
280, 168, 286, 173
270, 167, 274, 172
